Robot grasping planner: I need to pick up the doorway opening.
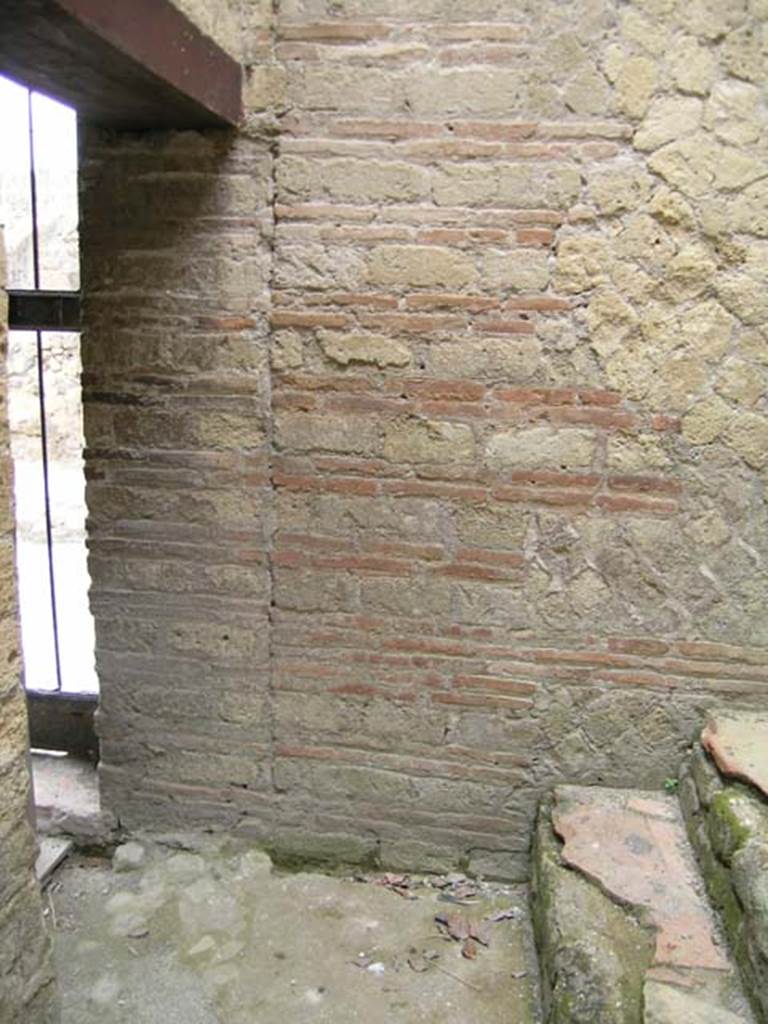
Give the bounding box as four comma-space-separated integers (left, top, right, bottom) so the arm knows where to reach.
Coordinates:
1, 74, 97, 698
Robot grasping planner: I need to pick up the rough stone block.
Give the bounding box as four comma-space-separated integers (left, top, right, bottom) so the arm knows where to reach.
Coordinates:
368, 245, 477, 289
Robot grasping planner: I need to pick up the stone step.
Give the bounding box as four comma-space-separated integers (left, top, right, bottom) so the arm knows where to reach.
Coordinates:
531, 785, 755, 1024
679, 710, 768, 1023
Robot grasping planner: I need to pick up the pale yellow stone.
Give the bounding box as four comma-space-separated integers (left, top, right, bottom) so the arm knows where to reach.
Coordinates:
429, 337, 542, 379
616, 55, 658, 120
276, 412, 380, 456
482, 250, 550, 292
716, 360, 765, 406
738, 329, 768, 365
687, 509, 732, 548
547, 32, 590, 76
406, 67, 526, 117
569, 570, 611, 614
496, 164, 582, 209
614, 214, 676, 267
640, 302, 681, 355
485, 425, 596, 470
244, 63, 288, 112
646, 353, 709, 411
697, 197, 731, 239
602, 43, 626, 83
586, 289, 638, 358
685, 509, 730, 547
668, 36, 718, 95
682, 395, 734, 444
634, 96, 702, 152
725, 412, 768, 468
588, 163, 653, 215
606, 433, 671, 471
271, 331, 303, 371
621, 9, 669, 54
703, 80, 762, 146
433, 163, 581, 209
730, 180, 768, 239
604, 344, 655, 401
554, 235, 611, 294
277, 156, 431, 204
317, 331, 411, 368
662, 243, 717, 301
679, 300, 736, 361
717, 273, 768, 325
648, 187, 696, 227
455, 504, 529, 549
721, 22, 768, 84
568, 204, 598, 222
610, 261, 656, 302
564, 65, 612, 116
648, 134, 720, 198
678, 0, 747, 40
383, 418, 475, 464
368, 245, 476, 289
173, 0, 242, 56
715, 148, 766, 192
634, 0, 676, 17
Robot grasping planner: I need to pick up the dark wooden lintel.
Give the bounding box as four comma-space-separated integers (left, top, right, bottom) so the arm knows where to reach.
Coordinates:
0, 0, 242, 129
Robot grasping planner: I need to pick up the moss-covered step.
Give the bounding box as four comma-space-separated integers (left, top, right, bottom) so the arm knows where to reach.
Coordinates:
532, 786, 755, 1024
680, 710, 768, 1023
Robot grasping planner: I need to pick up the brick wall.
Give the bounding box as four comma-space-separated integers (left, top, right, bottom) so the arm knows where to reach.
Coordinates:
80, 128, 275, 832
82, 0, 768, 879
0, 234, 58, 1021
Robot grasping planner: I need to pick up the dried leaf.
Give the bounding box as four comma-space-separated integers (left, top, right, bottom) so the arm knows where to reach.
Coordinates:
461, 938, 479, 960
489, 906, 520, 923
407, 954, 431, 973
469, 921, 491, 947
435, 912, 471, 941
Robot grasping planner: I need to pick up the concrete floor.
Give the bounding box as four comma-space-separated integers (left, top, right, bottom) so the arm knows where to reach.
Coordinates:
48, 838, 542, 1024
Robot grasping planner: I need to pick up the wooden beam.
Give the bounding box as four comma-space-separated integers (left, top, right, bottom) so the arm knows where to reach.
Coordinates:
0, 0, 242, 128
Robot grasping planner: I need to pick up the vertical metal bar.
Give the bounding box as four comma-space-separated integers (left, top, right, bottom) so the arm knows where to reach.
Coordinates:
27, 89, 64, 693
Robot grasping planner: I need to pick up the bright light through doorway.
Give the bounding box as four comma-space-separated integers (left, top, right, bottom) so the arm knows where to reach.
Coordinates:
1, 74, 98, 693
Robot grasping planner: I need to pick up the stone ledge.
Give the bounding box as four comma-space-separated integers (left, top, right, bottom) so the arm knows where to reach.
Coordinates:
533, 786, 754, 1023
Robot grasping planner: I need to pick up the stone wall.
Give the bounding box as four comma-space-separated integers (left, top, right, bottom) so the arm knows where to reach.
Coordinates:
81, 0, 768, 879
0, 236, 59, 1020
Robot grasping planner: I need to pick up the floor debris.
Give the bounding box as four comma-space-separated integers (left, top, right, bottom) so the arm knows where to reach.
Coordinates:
50, 836, 543, 1023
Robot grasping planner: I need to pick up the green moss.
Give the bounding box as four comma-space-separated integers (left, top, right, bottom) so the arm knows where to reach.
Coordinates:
531, 798, 654, 1024
708, 788, 768, 866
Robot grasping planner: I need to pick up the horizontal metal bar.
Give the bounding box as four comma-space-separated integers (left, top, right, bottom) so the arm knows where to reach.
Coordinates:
26, 691, 98, 762
8, 290, 81, 331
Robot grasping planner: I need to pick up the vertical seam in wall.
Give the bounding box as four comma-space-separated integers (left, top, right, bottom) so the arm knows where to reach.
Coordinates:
263, 0, 281, 812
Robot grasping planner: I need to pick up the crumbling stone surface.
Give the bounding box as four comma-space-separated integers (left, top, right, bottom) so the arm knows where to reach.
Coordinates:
681, 718, 768, 1023
80, 0, 768, 877
0, 236, 59, 1020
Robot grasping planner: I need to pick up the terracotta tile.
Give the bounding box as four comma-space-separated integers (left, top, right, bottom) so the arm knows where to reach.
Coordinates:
702, 711, 768, 799
553, 787, 729, 972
